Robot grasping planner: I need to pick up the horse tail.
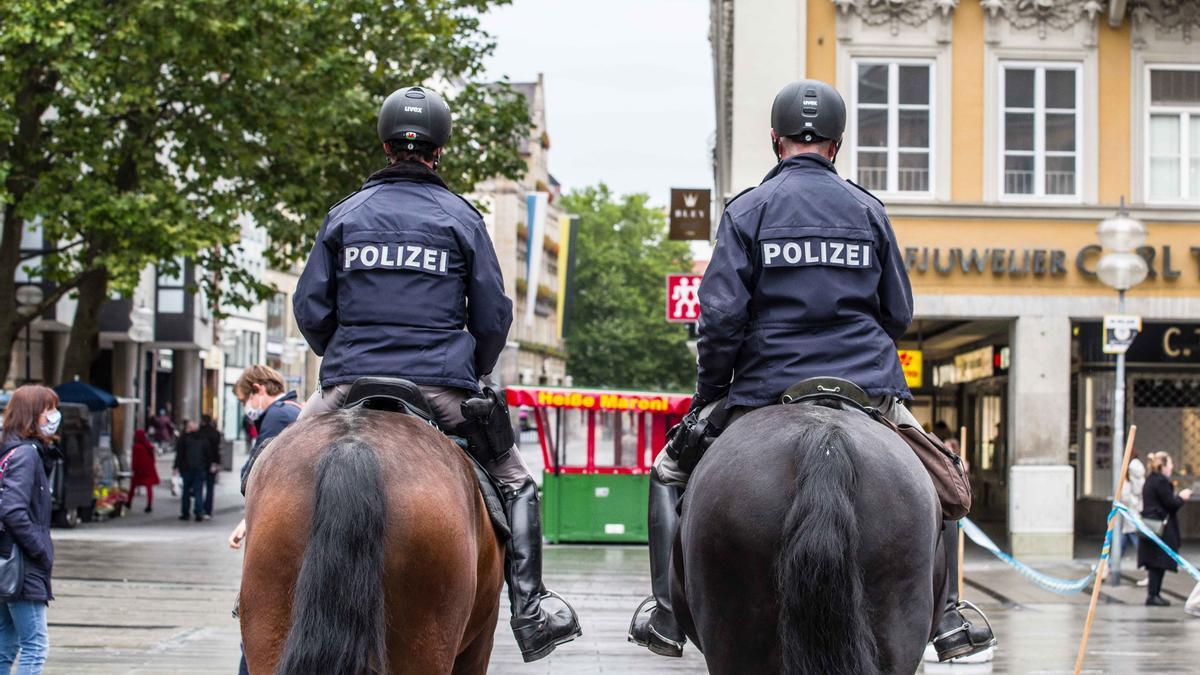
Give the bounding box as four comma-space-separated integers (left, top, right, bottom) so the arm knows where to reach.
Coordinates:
776, 423, 879, 675
276, 439, 388, 675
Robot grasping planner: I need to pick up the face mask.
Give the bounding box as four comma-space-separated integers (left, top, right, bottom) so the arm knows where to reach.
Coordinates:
40, 409, 62, 437
245, 405, 263, 422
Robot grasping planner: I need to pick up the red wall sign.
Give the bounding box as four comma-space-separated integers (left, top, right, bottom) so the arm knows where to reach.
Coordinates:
666, 274, 703, 323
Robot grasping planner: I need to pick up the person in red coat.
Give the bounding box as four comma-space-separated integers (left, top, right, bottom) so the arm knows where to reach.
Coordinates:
129, 429, 161, 513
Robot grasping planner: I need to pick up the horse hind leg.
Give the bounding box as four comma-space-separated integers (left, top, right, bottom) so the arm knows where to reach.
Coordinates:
452, 601, 499, 675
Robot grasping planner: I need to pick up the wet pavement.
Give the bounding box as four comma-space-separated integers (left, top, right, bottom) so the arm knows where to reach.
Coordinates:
39, 451, 1200, 674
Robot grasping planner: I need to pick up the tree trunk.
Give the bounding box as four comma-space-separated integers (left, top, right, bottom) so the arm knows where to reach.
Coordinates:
0, 64, 61, 386
0, 204, 25, 386
60, 266, 110, 384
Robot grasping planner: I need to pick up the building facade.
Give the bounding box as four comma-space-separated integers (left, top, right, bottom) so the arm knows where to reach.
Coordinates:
712, 0, 1200, 557
472, 74, 569, 387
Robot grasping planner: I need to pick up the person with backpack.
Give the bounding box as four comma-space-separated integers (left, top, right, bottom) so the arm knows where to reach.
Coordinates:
0, 384, 62, 673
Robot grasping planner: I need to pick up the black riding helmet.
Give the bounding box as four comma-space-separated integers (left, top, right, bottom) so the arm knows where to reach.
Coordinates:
770, 79, 846, 158
377, 86, 452, 149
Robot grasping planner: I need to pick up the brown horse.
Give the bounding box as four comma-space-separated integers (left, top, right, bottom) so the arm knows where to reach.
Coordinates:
239, 408, 503, 674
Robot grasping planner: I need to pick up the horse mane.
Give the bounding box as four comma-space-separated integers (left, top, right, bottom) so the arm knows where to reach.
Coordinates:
276, 416, 389, 675
775, 417, 880, 675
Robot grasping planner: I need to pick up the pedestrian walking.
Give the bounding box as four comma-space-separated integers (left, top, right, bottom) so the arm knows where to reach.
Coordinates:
151, 407, 176, 453
0, 384, 62, 673
198, 416, 223, 518
1120, 451, 1146, 576
128, 430, 160, 513
173, 421, 210, 522
228, 365, 302, 675
1139, 451, 1193, 606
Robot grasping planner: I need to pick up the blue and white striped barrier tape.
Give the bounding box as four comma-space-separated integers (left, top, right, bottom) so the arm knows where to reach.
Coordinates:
959, 505, 1200, 594
1111, 502, 1200, 583
959, 518, 1099, 595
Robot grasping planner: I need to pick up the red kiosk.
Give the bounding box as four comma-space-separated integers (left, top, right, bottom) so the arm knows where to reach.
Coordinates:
506, 385, 691, 543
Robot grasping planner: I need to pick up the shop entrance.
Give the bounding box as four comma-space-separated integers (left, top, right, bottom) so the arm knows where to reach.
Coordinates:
901, 319, 1014, 524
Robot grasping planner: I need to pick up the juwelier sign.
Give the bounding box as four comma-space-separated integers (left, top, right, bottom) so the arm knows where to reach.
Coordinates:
903, 244, 1198, 281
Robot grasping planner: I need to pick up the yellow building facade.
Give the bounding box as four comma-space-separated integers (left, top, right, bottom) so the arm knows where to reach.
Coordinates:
712, 1, 1200, 558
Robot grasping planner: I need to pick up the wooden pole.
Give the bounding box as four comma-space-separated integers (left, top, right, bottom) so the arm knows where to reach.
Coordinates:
958, 425, 968, 600
1072, 424, 1138, 675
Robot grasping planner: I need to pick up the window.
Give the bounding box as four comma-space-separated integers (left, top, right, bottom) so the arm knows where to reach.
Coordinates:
1000, 63, 1081, 198
853, 60, 933, 194
1146, 67, 1200, 202
156, 257, 187, 313
266, 292, 287, 340
16, 219, 43, 283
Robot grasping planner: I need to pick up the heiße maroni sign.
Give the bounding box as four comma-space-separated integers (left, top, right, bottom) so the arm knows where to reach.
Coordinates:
903, 244, 1199, 280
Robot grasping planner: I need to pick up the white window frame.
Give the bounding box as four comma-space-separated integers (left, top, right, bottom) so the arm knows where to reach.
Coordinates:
1144, 64, 1200, 205
997, 61, 1083, 203
849, 57, 936, 197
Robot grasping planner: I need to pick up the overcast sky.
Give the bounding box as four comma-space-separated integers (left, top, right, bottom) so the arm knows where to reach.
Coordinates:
480, 0, 714, 209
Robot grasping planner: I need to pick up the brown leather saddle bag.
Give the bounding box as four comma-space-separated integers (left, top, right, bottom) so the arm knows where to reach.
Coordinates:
781, 377, 972, 520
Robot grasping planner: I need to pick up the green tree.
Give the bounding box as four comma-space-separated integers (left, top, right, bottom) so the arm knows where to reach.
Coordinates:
0, 0, 530, 383
562, 185, 695, 392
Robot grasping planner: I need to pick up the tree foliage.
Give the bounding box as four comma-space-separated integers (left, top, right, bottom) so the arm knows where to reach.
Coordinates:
561, 185, 695, 392
0, 0, 530, 382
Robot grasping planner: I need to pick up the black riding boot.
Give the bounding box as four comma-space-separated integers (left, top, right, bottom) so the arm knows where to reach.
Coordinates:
933, 520, 997, 661
504, 478, 582, 662
628, 472, 686, 657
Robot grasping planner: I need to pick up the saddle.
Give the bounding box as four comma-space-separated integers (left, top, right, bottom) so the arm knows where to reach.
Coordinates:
340, 377, 511, 540
781, 376, 972, 520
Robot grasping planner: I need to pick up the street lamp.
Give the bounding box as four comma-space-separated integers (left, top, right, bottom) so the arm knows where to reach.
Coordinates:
14, 285, 44, 384
1096, 199, 1147, 586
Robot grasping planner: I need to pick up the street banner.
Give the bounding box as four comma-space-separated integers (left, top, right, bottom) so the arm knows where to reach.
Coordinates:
669, 188, 711, 240
666, 274, 703, 322
898, 349, 923, 388
1102, 314, 1142, 354
556, 215, 579, 339
523, 191, 548, 327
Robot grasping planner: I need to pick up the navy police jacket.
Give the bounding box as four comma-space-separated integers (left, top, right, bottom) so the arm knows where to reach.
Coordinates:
696, 154, 913, 407
295, 163, 513, 392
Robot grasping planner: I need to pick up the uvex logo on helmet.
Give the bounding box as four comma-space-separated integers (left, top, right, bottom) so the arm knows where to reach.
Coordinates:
377, 85, 453, 148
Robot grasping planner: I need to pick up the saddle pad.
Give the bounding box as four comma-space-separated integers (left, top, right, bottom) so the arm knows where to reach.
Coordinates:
459, 441, 511, 541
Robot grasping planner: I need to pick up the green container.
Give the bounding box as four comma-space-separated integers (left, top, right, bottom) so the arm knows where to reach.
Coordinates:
541, 472, 649, 543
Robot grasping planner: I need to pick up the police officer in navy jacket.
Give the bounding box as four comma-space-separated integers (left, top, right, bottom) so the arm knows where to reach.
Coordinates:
293, 86, 580, 662
629, 80, 994, 662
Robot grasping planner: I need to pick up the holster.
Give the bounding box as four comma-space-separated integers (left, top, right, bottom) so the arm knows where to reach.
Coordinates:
459, 385, 515, 464
665, 401, 731, 474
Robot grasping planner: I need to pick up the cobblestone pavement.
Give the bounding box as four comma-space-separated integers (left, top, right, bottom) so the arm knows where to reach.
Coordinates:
39, 453, 1200, 674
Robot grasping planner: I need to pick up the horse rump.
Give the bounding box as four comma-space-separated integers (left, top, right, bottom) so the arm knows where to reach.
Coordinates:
276, 439, 388, 675
775, 422, 879, 675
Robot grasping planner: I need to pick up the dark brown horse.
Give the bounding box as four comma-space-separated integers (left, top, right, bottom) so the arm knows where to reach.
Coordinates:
239, 408, 503, 674
672, 404, 945, 674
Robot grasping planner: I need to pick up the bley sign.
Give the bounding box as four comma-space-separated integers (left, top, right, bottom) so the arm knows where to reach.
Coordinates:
669, 188, 711, 240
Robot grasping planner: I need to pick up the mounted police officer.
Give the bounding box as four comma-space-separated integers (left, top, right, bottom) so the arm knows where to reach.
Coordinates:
293, 85, 581, 662
627, 79, 996, 662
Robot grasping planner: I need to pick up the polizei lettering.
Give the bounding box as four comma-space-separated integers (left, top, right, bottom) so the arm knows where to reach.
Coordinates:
761, 239, 873, 269
343, 243, 449, 275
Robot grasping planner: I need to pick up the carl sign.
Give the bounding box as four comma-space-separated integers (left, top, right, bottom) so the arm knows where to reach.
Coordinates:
666, 274, 703, 322
669, 188, 711, 240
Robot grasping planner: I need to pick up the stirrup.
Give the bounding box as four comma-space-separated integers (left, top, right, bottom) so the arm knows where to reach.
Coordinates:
627, 596, 684, 657
933, 600, 996, 662
627, 595, 657, 643
540, 589, 582, 624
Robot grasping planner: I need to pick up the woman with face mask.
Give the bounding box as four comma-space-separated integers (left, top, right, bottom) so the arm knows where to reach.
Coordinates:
0, 384, 61, 673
